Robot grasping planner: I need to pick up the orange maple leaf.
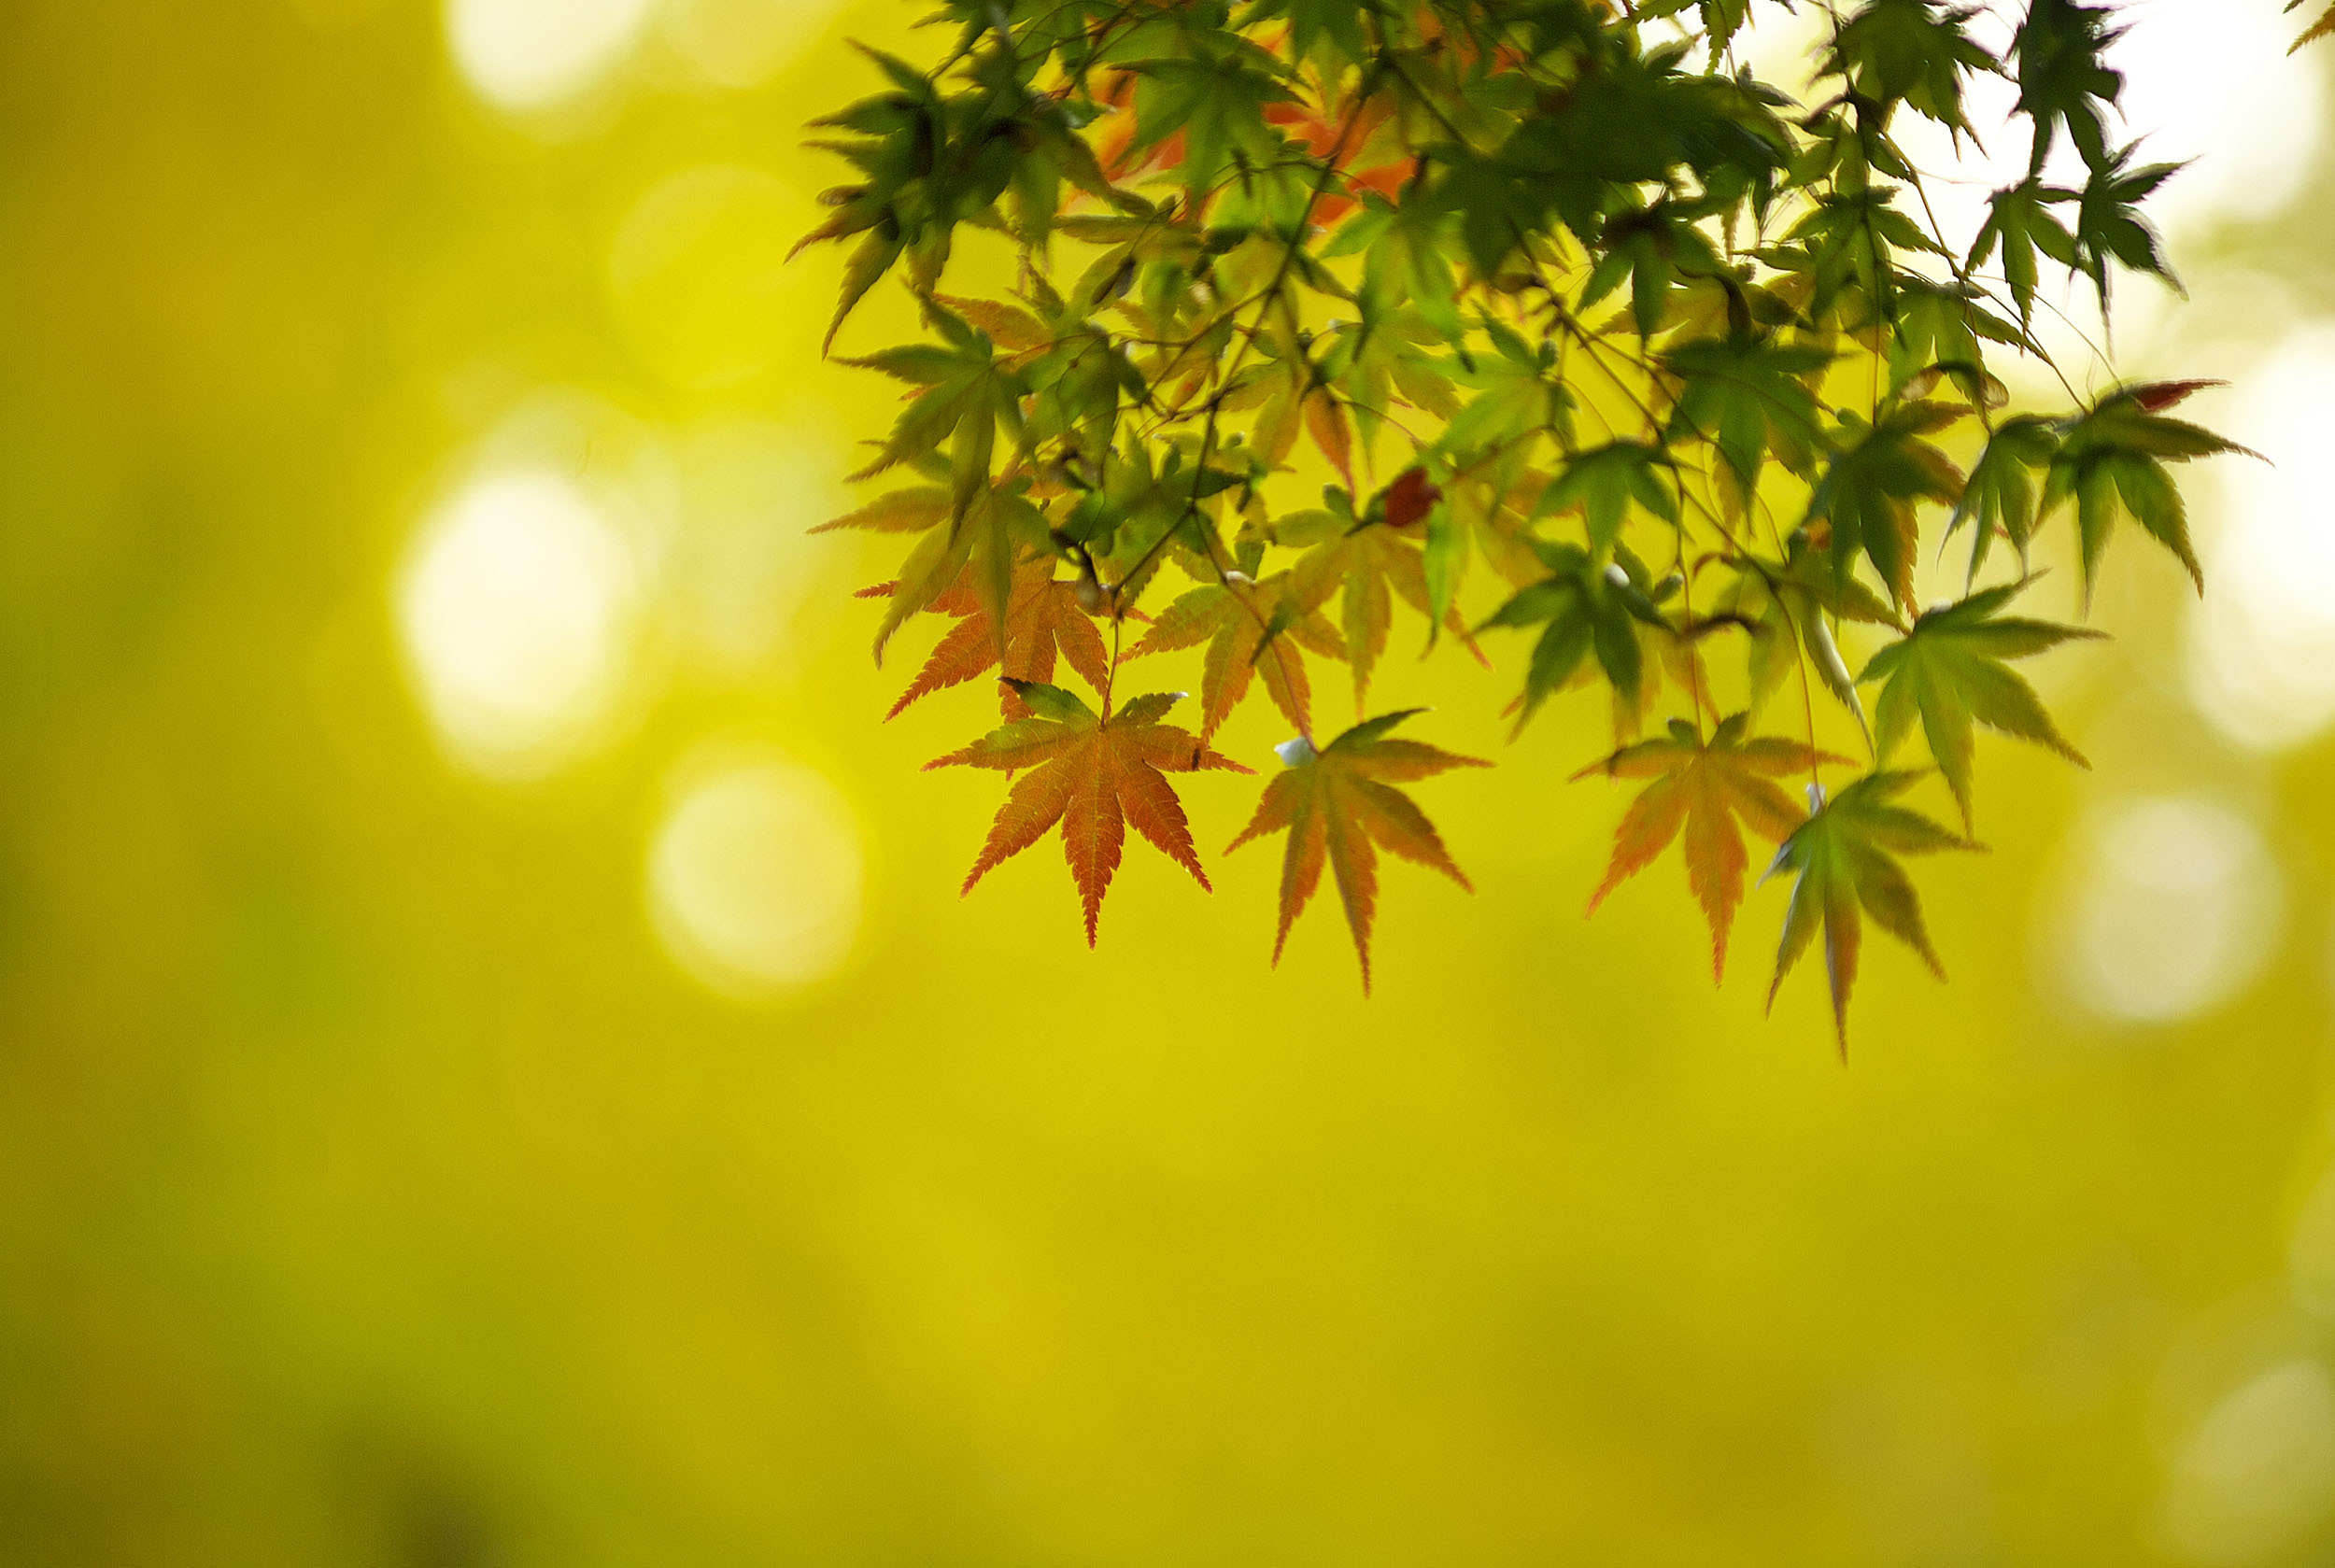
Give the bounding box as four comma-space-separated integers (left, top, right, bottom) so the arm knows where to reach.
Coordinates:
1128, 572, 1345, 740
889, 558, 1111, 720
1225, 711, 1487, 992
930, 682, 1250, 945
1259, 96, 1411, 224
1286, 503, 1484, 716
1573, 713, 1846, 981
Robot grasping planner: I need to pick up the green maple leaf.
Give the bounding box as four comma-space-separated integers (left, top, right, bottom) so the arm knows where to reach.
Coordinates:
870, 486, 1048, 667
1764, 772, 1973, 1052
845, 303, 1033, 651
1662, 335, 1833, 500
1123, 46, 1294, 192
1718, 540, 1894, 737
1858, 582, 2102, 829
2067, 145, 2183, 313
1888, 276, 2023, 401
1825, 0, 1999, 133
1946, 416, 2059, 581
1225, 712, 1488, 993
1480, 541, 1670, 732
1439, 318, 1576, 462
1579, 202, 1727, 340
1775, 188, 1947, 325
1639, 0, 1755, 58
2043, 381, 2251, 602
1952, 415, 2064, 581
1327, 195, 1466, 344
1576, 713, 1845, 981
1535, 442, 1679, 555
2014, 0, 2125, 174
1802, 403, 1966, 614
1240, 0, 1370, 65
1969, 177, 2081, 329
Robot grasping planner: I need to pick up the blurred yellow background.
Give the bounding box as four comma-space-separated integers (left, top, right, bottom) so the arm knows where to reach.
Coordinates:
8, 0, 2335, 1561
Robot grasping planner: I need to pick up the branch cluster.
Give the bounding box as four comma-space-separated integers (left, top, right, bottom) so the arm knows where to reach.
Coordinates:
802, 0, 2249, 1044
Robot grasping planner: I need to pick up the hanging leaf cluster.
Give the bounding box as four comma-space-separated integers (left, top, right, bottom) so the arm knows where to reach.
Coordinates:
801, 0, 2256, 1047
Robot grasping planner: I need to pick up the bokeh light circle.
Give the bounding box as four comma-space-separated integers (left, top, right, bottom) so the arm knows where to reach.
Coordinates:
2045, 797, 2284, 1025
397, 469, 644, 782
445, 0, 657, 113
2164, 1360, 2335, 1564
660, 0, 845, 91
649, 755, 864, 999
2187, 329, 2335, 752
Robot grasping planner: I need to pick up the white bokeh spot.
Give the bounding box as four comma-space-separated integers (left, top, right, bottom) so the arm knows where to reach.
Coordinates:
2188, 328, 2335, 752
398, 470, 644, 782
2045, 797, 2283, 1025
649, 755, 864, 999
446, 0, 658, 113
659, 0, 844, 92
2164, 1361, 2335, 1564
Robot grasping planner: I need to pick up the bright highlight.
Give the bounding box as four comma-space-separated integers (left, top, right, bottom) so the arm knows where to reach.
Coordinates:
2048, 797, 2282, 1025
446, 0, 657, 113
648, 756, 863, 998
397, 470, 643, 781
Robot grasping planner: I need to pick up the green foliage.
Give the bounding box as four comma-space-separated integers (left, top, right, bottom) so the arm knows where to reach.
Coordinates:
803, 0, 2258, 1045
1765, 771, 1972, 1052
1859, 581, 2099, 829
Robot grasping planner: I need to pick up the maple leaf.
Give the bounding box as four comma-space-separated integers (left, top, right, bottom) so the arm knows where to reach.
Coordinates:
1946, 416, 2059, 582
2066, 145, 2183, 314
1326, 195, 1467, 342
1280, 497, 1482, 715
1225, 712, 1488, 993
1480, 541, 1669, 733
1640, 0, 1755, 58
2043, 380, 2252, 602
1535, 442, 1679, 555
812, 486, 950, 537
929, 683, 1249, 946
1715, 540, 1897, 737
2291, 0, 2335, 53
1763, 772, 1974, 1052
1382, 468, 1441, 530
1127, 572, 1345, 740
887, 557, 1111, 720
2014, 0, 2125, 175
1803, 403, 1966, 614
1824, 0, 1999, 133
1439, 317, 1576, 461
1859, 582, 2102, 830
868, 485, 1048, 664
1575, 714, 1846, 981
1579, 202, 1727, 341
1122, 48, 1295, 194
1968, 178, 2080, 330
1661, 335, 1833, 501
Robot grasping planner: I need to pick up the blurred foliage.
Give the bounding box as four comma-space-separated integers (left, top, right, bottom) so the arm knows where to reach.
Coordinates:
3, 2, 2335, 1565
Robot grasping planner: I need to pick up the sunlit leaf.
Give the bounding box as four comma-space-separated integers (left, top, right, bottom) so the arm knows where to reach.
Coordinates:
1225, 712, 1487, 993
